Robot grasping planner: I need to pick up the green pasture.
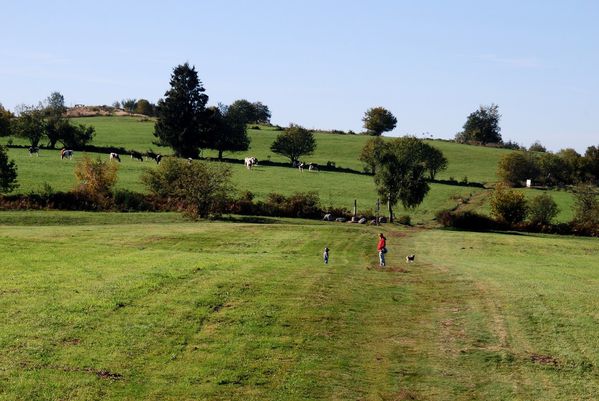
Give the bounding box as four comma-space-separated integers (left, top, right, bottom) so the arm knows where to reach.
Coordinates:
5, 146, 482, 225
67, 117, 504, 183
0, 212, 598, 400
4, 116, 577, 223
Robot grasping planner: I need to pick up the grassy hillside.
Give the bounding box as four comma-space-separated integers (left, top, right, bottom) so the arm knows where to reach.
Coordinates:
0, 212, 598, 400
3, 116, 575, 223
69, 117, 505, 183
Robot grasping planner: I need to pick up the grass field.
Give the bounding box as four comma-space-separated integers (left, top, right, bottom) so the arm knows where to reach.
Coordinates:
68, 116, 507, 183
3, 116, 575, 223
0, 211, 598, 400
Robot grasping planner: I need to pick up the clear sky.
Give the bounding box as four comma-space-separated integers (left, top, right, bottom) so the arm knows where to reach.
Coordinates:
1, 0, 598, 152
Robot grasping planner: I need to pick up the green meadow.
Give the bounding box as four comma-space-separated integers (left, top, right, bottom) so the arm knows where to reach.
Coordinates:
0, 212, 597, 400
3, 116, 576, 224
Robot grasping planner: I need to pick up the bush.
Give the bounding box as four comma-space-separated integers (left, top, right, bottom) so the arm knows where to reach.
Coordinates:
74, 155, 118, 208
436, 210, 500, 231
571, 184, 599, 236
284, 192, 321, 218
528, 193, 559, 226
490, 185, 528, 225
497, 152, 538, 187
142, 158, 234, 218
396, 214, 411, 225
113, 189, 153, 211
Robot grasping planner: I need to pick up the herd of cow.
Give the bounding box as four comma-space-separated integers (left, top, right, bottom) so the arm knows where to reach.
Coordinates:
27, 146, 164, 164
28, 147, 320, 172
244, 157, 319, 172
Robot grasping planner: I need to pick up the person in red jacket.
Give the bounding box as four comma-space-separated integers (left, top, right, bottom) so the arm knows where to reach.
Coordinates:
377, 233, 387, 267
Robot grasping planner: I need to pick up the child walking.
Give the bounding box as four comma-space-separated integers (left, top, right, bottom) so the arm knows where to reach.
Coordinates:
323, 247, 330, 264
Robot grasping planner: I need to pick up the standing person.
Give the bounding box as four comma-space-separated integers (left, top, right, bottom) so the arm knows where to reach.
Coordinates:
377, 233, 387, 267
323, 247, 330, 264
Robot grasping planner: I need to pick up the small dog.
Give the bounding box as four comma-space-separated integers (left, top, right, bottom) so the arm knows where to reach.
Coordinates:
406, 254, 415, 263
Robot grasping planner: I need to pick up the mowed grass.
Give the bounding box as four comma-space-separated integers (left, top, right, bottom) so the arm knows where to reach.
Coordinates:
405, 229, 599, 400
1, 212, 598, 400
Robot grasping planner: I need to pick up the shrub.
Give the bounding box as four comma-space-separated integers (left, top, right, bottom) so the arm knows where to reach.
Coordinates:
571, 184, 599, 236
283, 192, 321, 218
142, 158, 234, 218
396, 214, 411, 225
528, 193, 559, 226
497, 152, 538, 187
74, 155, 118, 208
436, 209, 500, 231
490, 184, 528, 225
113, 189, 153, 211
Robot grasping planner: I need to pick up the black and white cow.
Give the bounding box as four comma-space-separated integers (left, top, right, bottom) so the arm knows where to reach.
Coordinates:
109, 152, 121, 162
60, 149, 73, 160
244, 156, 258, 170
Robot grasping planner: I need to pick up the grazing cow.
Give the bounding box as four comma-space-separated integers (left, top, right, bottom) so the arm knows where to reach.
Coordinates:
154, 154, 162, 164
28, 146, 40, 156
145, 151, 157, 161
308, 163, 318, 172
60, 149, 73, 160
109, 152, 121, 162
130, 151, 144, 162
298, 162, 305, 172
244, 156, 258, 170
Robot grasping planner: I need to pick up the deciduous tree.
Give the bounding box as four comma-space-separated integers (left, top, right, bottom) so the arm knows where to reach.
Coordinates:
134, 99, 155, 116
270, 124, 316, 164
362, 107, 397, 136
205, 104, 250, 160
422, 144, 448, 180
456, 104, 502, 145
497, 152, 539, 187
372, 137, 431, 221
0, 104, 14, 137
228, 100, 271, 125
359, 136, 385, 174
12, 105, 45, 147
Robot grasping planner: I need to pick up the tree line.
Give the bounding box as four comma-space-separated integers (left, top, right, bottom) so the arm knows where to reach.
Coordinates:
497, 146, 599, 187
0, 94, 95, 149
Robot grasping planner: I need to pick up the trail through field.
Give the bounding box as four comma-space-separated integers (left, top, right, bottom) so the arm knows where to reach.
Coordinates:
1, 215, 598, 400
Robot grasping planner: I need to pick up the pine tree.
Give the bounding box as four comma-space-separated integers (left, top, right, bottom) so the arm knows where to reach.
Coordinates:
154, 63, 209, 158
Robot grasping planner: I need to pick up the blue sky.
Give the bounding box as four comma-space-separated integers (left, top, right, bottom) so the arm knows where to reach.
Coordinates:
1, 0, 598, 152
